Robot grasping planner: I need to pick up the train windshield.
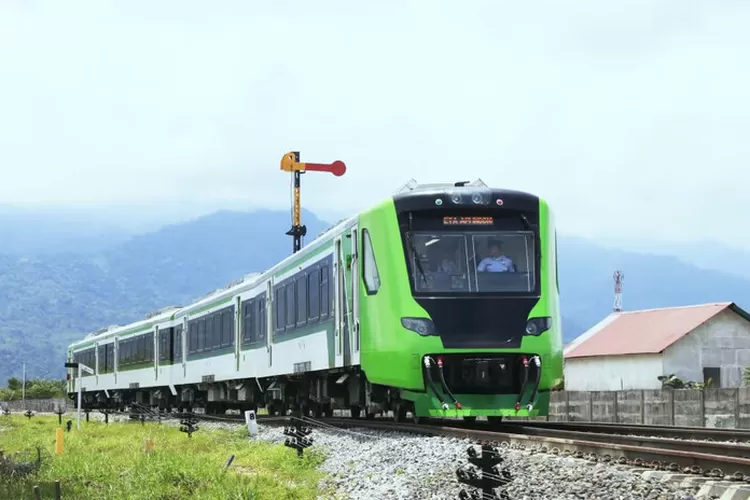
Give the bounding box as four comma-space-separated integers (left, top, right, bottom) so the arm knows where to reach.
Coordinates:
404, 231, 536, 294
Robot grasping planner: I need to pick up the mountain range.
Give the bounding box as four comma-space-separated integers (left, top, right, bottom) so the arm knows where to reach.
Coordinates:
1, 207, 749, 384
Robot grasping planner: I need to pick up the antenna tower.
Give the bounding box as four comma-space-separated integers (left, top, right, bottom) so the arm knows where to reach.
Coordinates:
613, 270, 624, 312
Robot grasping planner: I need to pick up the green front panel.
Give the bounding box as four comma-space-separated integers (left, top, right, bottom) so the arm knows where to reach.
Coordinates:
357, 197, 564, 414
358, 200, 440, 389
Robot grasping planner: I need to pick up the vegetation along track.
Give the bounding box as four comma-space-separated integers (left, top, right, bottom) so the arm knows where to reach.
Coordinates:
115, 407, 750, 480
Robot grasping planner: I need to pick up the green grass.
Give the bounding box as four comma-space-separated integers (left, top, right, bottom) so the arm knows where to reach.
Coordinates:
0, 415, 326, 500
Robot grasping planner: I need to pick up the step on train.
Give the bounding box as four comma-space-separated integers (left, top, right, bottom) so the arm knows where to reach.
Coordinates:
66, 177, 563, 423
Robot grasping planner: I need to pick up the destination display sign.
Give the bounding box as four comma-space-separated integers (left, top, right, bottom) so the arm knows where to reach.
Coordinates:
442, 216, 494, 226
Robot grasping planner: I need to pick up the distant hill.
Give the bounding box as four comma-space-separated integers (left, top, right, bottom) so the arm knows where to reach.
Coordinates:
1, 209, 749, 383
0, 205, 136, 255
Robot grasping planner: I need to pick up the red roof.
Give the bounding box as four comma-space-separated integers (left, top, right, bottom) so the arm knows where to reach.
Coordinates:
564, 302, 750, 359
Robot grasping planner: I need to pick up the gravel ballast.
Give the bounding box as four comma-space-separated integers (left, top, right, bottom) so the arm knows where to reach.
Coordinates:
248, 421, 703, 500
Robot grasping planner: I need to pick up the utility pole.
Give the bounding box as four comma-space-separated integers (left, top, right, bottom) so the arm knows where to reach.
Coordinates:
22, 362, 26, 409
279, 151, 347, 254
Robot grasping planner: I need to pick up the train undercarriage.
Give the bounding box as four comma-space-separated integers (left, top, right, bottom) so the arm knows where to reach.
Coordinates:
68, 352, 550, 424
69, 367, 439, 423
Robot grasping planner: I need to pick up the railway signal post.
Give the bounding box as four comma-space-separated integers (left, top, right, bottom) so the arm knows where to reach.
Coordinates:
279, 151, 347, 253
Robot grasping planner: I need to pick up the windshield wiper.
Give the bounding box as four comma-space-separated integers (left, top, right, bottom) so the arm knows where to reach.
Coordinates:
406, 234, 428, 284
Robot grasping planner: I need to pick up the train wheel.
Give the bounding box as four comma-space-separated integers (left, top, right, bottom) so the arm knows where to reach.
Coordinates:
463, 416, 477, 423
350, 405, 362, 419
312, 403, 323, 418
393, 403, 408, 423
411, 404, 424, 425
487, 416, 503, 428
323, 403, 333, 418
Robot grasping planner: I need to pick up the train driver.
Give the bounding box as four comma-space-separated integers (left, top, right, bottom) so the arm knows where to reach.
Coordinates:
476, 241, 515, 273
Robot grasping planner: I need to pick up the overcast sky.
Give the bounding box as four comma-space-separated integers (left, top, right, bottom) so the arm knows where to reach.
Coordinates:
1, 1, 749, 249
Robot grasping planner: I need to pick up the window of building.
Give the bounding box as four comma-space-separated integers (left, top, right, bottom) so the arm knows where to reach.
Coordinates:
703, 367, 721, 388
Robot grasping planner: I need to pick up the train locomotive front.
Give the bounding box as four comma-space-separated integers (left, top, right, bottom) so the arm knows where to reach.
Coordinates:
358, 181, 563, 421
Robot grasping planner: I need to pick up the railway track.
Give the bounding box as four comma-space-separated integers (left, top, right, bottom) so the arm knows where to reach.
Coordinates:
114, 407, 750, 481
507, 419, 750, 442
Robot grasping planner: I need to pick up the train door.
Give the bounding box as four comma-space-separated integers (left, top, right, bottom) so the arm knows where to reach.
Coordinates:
334, 237, 344, 367
350, 226, 360, 364
95, 342, 99, 386
235, 297, 241, 372
266, 280, 273, 369
336, 235, 353, 367
182, 317, 188, 378
154, 326, 160, 381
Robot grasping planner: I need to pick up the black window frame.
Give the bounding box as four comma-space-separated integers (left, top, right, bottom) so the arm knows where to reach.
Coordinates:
361, 229, 381, 295
285, 283, 295, 328
307, 270, 320, 322
221, 309, 233, 347
275, 288, 286, 332
320, 265, 330, 319
296, 275, 307, 328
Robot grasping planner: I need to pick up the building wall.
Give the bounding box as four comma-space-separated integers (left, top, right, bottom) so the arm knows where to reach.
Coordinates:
563, 353, 663, 391
663, 308, 750, 388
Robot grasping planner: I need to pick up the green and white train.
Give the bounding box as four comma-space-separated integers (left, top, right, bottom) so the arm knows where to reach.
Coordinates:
67, 179, 563, 421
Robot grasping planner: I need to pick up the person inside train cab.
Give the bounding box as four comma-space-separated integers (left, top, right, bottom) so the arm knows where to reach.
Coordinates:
476, 241, 515, 272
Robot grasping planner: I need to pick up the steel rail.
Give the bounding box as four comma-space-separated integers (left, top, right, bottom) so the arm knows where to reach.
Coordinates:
506, 420, 750, 442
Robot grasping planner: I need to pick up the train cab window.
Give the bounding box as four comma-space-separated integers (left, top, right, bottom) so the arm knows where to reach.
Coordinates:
471, 233, 535, 293
362, 229, 381, 295
404, 230, 537, 294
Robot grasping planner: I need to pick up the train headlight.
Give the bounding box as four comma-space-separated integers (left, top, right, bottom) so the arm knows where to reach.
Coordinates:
525, 317, 552, 336
401, 317, 438, 337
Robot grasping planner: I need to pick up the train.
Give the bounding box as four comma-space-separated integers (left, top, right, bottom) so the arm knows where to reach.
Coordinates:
66, 177, 563, 423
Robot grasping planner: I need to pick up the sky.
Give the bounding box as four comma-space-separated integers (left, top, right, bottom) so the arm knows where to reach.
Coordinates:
1, 0, 749, 249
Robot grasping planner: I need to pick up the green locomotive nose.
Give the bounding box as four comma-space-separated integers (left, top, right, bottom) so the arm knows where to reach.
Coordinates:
357, 180, 562, 422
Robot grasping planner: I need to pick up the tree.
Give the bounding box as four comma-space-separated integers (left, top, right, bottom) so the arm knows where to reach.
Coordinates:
7, 377, 21, 391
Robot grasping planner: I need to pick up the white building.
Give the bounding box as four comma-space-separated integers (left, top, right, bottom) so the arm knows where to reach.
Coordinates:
563, 302, 750, 391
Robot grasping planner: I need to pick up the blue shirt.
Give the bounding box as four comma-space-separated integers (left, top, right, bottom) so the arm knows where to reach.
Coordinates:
477, 256, 515, 272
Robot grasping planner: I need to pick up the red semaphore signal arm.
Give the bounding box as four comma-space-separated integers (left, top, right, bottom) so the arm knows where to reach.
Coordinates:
280, 152, 347, 177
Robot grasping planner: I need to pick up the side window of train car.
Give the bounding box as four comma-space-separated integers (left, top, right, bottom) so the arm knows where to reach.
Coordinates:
362, 229, 381, 295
